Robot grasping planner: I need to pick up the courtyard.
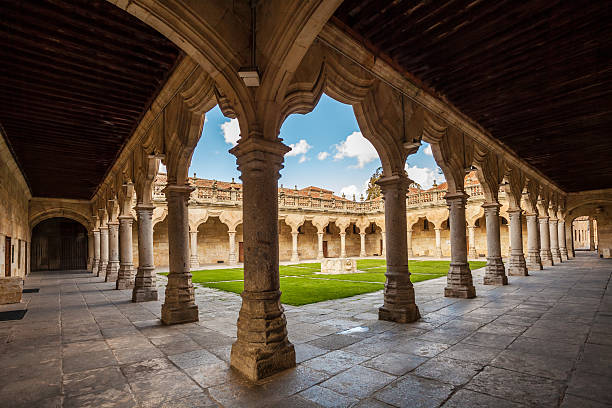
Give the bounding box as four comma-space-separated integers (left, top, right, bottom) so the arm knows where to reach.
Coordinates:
1, 252, 610, 407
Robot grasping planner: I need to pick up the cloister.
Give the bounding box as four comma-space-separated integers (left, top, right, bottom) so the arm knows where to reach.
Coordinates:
1, 1, 611, 407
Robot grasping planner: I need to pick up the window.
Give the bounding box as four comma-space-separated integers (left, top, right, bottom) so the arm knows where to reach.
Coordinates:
352, 224, 357, 234
423, 219, 429, 231
325, 225, 330, 234
298, 226, 303, 234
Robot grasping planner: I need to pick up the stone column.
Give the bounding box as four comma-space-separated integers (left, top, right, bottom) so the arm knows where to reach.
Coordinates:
507, 210, 528, 276
317, 232, 324, 259
106, 222, 120, 282
589, 218, 595, 250
525, 214, 543, 270
340, 232, 346, 258
87, 232, 94, 272
381, 231, 386, 257
116, 216, 135, 289
228, 231, 237, 265
539, 216, 554, 266
406, 229, 413, 258
483, 203, 507, 285
549, 218, 562, 263
189, 230, 200, 269
468, 226, 477, 258
558, 220, 568, 260
290, 231, 299, 263
434, 227, 443, 258
161, 184, 199, 324
229, 140, 295, 381
359, 232, 366, 257
132, 205, 158, 302
444, 193, 476, 298
378, 175, 420, 323
92, 229, 100, 276
99, 226, 109, 278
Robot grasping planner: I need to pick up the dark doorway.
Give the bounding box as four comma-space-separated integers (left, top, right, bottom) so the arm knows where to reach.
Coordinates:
323, 241, 328, 258
31, 218, 88, 271
4, 236, 10, 276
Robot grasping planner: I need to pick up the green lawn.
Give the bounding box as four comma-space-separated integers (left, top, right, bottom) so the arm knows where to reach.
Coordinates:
160, 259, 487, 306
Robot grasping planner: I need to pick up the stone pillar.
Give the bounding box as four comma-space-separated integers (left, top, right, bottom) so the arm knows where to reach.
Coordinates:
87, 232, 94, 272
317, 232, 324, 260
558, 220, 568, 260
444, 193, 476, 298
291, 231, 299, 263
132, 205, 158, 302
189, 230, 200, 269
549, 218, 562, 263
228, 231, 237, 265
92, 229, 100, 276
116, 216, 135, 290
359, 232, 366, 257
406, 230, 413, 258
99, 226, 109, 278
483, 203, 507, 285
106, 222, 120, 282
589, 218, 595, 250
381, 231, 386, 257
468, 226, 477, 258
161, 184, 199, 325
539, 216, 554, 266
378, 175, 420, 323
525, 214, 543, 270
507, 210, 528, 276
434, 228, 443, 257
229, 139, 295, 381
340, 232, 346, 258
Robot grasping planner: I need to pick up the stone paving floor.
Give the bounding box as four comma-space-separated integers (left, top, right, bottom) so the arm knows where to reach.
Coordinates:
1, 252, 610, 408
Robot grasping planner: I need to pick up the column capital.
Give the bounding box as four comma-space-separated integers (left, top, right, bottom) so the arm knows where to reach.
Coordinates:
506, 208, 522, 214
230, 137, 290, 173
376, 173, 410, 192
118, 215, 134, 221
134, 204, 155, 212
482, 202, 502, 210
163, 183, 195, 197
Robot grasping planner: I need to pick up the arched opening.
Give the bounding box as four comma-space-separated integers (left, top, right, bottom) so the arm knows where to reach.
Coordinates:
31, 217, 87, 271
198, 217, 230, 264
572, 216, 597, 251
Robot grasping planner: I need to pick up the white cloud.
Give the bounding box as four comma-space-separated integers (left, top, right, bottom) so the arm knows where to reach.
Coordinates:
424, 144, 433, 156
221, 118, 240, 146
317, 151, 329, 160
298, 155, 308, 164
334, 131, 378, 168
338, 178, 370, 200
406, 165, 445, 189
286, 139, 312, 157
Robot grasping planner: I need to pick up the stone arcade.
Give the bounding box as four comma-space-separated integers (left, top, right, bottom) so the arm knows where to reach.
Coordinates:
1, 1, 611, 407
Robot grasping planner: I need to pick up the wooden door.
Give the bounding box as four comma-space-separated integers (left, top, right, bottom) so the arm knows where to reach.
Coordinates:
322, 241, 328, 258
238, 242, 244, 263
5, 236, 11, 277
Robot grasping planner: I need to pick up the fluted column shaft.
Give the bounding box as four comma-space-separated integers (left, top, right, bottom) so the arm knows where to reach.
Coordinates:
229, 140, 295, 381
378, 175, 420, 323
549, 218, 562, 263
468, 226, 477, 258
434, 228, 443, 257
539, 216, 554, 266
483, 203, 507, 285
406, 230, 413, 258
132, 205, 157, 302
189, 231, 200, 269
106, 222, 120, 282
525, 214, 543, 270
291, 231, 299, 263
92, 229, 101, 275
161, 184, 199, 325
228, 231, 237, 265
317, 232, 324, 259
444, 193, 475, 298
99, 226, 109, 278
558, 220, 568, 260
359, 232, 366, 257
507, 210, 528, 276
117, 216, 135, 290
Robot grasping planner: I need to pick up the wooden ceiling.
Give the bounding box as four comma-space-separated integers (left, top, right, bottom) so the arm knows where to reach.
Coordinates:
334, 0, 612, 193
0, 0, 181, 199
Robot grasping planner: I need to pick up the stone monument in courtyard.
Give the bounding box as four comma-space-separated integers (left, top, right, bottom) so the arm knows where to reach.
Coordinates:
319, 258, 357, 274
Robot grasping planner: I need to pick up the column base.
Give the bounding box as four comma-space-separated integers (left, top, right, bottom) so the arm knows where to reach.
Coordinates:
317, 253, 324, 260
98, 261, 108, 278
435, 249, 443, 258
540, 250, 554, 267
468, 249, 477, 259
360, 251, 367, 258
508, 253, 528, 276
105, 261, 120, 283
132, 287, 158, 302
560, 248, 569, 261
445, 263, 476, 298
379, 304, 420, 323
484, 258, 507, 285
552, 249, 562, 263
229, 254, 237, 265
230, 340, 296, 382
290, 255, 299, 263
161, 303, 199, 325
92, 260, 99, 276
116, 265, 134, 290
132, 266, 158, 302
189, 256, 200, 270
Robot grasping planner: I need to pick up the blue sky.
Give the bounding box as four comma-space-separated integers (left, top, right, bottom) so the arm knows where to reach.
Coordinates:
184, 94, 445, 198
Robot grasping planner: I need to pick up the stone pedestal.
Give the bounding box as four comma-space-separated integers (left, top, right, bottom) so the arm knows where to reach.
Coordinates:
290, 231, 299, 263
549, 219, 562, 263
444, 193, 476, 298
161, 184, 199, 325
92, 229, 100, 276
468, 226, 477, 258
320, 258, 357, 274
132, 205, 158, 302
106, 222, 120, 282
0, 277, 22, 304
558, 220, 568, 261
525, 214, 543, 270
507, 210, 528, 276
189, 231, 200, 270
483, 203, 507, 285
377, 174, 420, 323
539, 217, 554, 266
117, 216, 135, 290
99, 226, 109, 278
229, 138, 295, 381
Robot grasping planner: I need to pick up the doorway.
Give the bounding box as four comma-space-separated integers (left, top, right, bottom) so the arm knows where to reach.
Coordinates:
4, 236, 10, 276
323, 241, 328, 258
